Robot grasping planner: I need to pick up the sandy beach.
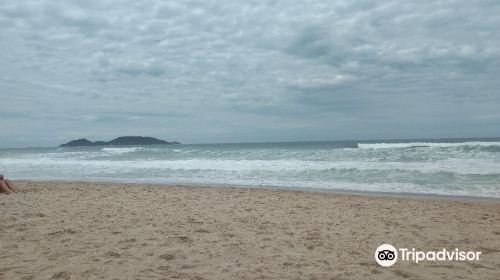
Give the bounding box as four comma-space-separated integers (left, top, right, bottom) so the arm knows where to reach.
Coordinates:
1, 181, 499, 279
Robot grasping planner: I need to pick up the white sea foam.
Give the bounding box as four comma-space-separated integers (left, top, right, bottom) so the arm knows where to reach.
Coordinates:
357, 141, 500, 149
2, 157, 499, 175
2, 142, 500, 198
101, 147, 143, 154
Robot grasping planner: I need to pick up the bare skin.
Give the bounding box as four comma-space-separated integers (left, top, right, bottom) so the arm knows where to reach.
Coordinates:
0, 175, 16, 194
0, 181, 13, 194
4, 179, 17, 192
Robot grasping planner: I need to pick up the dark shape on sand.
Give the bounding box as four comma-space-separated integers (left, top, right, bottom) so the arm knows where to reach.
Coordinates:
59, 136, 180, 147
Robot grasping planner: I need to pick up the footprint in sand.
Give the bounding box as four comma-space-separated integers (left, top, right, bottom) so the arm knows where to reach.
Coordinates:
51, 271, 70, 279
158, 253, 176, 261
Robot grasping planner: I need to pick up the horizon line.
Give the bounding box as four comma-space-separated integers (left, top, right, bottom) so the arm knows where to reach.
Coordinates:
2, 135, 500, 149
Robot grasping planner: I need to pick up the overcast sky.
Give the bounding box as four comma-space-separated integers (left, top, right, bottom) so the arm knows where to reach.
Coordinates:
1, 0, 499, 147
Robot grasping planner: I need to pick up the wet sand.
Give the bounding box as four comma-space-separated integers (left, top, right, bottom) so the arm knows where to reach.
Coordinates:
1, 180, 499, 279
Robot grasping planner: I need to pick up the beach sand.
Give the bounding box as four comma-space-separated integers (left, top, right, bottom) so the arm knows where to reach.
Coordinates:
1, 181, 499, 279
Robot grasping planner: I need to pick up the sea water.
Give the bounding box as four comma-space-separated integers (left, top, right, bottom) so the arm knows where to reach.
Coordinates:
1, 138, 499, 198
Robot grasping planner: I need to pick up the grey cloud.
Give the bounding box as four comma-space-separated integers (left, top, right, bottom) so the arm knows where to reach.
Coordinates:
1, 0, 500, 147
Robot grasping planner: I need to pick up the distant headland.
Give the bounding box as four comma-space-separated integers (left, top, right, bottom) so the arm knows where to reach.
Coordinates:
59, 136, 180, 147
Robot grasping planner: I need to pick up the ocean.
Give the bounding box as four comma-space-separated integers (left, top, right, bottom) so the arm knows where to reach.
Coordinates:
1, 138, 500, 198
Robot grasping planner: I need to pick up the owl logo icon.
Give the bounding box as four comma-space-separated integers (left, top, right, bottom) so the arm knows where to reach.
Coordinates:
375, 244, 398, 267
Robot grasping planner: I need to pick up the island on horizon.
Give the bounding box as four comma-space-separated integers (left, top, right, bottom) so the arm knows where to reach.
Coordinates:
59, 136, 180, 147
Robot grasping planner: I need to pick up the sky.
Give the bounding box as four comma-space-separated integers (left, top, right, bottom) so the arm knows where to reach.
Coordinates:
1, 0, 500, 148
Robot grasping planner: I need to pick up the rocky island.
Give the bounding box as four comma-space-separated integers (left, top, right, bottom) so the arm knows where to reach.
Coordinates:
59, 136, 180, 147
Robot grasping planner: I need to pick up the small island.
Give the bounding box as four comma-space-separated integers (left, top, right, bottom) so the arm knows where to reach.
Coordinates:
59, 136, 180, 147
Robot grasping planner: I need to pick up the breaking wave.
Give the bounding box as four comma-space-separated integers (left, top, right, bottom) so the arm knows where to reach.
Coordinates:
357, 141, 500, 149
101, 147, 143, 154
2, 139, 500, 198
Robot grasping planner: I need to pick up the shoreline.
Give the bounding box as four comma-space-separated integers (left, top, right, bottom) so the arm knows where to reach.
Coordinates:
11, 179, 500, 203
2, 180, 499, 279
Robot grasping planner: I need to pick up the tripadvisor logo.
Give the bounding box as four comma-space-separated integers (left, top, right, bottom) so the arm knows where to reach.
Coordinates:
375, 244, 481, 267
375, 244, 397, 267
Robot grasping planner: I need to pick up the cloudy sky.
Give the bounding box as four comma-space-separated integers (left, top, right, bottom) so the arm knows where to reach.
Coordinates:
1, 0, 499, 147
